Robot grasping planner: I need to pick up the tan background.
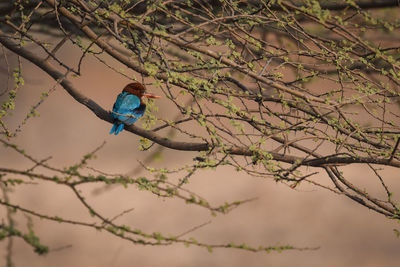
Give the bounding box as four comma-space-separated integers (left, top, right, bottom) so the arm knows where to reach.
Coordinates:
0, 42, 399, 267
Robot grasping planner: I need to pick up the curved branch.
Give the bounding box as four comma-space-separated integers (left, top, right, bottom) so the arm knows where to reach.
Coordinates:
270, 0, 400, 11
0, 30, 206, 151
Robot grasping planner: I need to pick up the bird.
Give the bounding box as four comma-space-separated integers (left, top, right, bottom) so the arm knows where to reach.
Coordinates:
109, 82, 160, 135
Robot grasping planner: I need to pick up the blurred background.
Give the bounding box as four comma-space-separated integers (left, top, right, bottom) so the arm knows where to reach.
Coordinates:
0, 38, 399, 267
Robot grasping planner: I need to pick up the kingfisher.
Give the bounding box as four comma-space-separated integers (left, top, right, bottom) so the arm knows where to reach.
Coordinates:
109, 82, 160, 135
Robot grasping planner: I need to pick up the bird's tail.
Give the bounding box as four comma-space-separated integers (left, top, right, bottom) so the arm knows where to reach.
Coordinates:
109, 122, 125, 135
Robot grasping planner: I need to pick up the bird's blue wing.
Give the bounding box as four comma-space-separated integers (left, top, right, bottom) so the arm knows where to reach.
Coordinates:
111, 93, 141, 122
125, 104, 146, 124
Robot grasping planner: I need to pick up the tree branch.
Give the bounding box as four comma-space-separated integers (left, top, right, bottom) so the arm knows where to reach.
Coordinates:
0, 30, 208, 151
270, 0, 400, 11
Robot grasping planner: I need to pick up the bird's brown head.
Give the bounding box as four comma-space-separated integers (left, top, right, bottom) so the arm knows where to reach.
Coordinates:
122, 82, 161, 99
123, 82, 146, 97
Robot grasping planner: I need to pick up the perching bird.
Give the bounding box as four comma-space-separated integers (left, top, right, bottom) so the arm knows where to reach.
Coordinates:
109, 82, 160, 135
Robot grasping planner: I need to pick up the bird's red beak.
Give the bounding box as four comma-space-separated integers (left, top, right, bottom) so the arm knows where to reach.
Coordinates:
143, 93, 161, 99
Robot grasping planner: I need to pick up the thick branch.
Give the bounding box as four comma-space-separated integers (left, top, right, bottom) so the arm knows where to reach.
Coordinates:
0, 31, 204, 151
271, 0, 399, 10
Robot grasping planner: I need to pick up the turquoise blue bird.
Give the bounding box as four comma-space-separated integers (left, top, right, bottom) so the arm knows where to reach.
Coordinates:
110, 82, 160, 135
